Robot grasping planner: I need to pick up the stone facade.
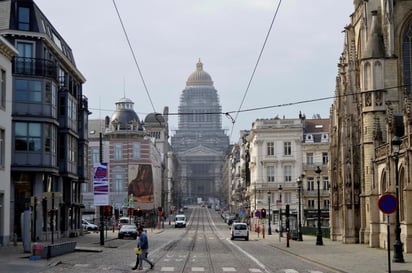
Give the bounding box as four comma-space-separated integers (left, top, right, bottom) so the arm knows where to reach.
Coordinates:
330, 0, 412, 253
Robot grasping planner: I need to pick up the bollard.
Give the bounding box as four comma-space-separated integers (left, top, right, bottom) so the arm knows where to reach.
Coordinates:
262, 225, 265, 239
112, 223, 115, 233
286, 230, 290, 247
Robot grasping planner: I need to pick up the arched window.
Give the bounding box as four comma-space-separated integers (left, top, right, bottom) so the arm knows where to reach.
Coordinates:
402, 20, 412, 94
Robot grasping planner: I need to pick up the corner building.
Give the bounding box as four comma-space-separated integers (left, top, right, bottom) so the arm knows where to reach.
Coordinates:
171, 60, 229, 205
330, 0, 412, 253
0, 0, 89, 241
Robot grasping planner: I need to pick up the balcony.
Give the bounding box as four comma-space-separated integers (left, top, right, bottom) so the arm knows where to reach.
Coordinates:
13, 57, 58, 80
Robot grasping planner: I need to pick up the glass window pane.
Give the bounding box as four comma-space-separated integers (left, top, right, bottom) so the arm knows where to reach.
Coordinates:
29, 123, 41, 137
15, 122, 27, 136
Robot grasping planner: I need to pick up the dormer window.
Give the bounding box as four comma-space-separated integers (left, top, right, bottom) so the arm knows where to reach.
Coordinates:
18, 6, 30, 31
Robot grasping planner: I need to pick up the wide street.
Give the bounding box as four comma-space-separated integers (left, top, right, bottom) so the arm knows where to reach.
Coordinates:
1, 206, 412, 273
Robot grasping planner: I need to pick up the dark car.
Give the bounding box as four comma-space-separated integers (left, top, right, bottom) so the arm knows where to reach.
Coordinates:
118, 224, 137, 239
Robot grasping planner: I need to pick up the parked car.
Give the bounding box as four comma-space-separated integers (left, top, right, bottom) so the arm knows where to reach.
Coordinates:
175, 214, 186, 228
230, 222, 249, 241
118, 224, 138, 239
82, 219, 98, 231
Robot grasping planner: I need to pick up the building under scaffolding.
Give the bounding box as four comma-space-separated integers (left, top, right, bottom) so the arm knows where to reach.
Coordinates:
171, 60, 229, 206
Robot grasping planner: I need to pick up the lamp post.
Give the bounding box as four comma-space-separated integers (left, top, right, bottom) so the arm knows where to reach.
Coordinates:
278, 184, 283, 237
267, 191, 272, 235
296, 176, 303, 241
391, 136, 404, 263
315, 166, 323, 245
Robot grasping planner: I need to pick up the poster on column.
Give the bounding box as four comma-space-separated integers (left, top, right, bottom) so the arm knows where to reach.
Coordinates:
93, 162, 109, 206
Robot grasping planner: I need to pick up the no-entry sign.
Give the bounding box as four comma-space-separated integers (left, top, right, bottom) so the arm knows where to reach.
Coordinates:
378, 194, 397, 214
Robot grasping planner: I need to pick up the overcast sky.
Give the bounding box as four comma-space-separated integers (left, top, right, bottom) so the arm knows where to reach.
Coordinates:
35, 0, 354, 143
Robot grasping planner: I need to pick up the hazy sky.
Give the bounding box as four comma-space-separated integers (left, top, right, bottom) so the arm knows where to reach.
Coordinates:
35, 0, 354, 143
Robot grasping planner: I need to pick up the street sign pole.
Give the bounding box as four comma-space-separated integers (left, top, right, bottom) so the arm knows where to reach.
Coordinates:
378, 194, 397, 273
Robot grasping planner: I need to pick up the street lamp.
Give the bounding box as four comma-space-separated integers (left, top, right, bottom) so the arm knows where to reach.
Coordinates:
296, 176, 303, 241
278, 184, 283, 237
315, 166, 323, 246
267, 191, 272, 235
391, 136, 404, 263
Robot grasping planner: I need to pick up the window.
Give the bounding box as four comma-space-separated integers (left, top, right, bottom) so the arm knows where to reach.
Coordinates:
267, 166, 275, 182
15, 122, 41, 151
322, 152, 328, 165
306, 152, 313, 166
114, 174, 123, 192
16, 42, 34, 74
308, 199, 315, 208
323, 177, 329, 191
284, 192, 291, 204
18, 6, 30, 31
267, 142, 274, 156
0, 69, 5, 109
91, 148, 99, 164
114, 144, 122, 160
0, 129, 4, 168
307, 177, 314, 191
15, 79, 41, 102
402, 20, 412, 94
284, 165, 292, 182
133, 143, 140, 160
323, 199, 330, 209
284, 141, 291, 155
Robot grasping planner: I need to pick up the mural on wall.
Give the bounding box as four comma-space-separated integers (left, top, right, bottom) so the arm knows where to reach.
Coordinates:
128, 164, 154, 203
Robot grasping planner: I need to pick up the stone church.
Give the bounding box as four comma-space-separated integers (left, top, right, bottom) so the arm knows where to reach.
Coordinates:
171, 60, 229, 206
330, 0, 412, 254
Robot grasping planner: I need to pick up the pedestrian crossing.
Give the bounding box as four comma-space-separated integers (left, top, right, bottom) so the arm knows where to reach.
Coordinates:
153, 266, 328, 272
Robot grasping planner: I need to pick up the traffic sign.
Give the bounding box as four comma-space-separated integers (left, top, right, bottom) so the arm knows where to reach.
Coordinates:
255, 210, 261, 217
378, 194, 397, 214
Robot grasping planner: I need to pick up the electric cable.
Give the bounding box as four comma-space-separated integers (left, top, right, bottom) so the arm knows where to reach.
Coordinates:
112, 0, 157, 113
230, 0, 283, 139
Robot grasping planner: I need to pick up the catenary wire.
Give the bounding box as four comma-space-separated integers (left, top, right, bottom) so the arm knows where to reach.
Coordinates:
112, 0, 157, 113
87, 84, 410, 118
230, 0, 283, 139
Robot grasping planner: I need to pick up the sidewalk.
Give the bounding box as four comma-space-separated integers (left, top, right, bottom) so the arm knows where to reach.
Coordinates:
250, 231, 412, 273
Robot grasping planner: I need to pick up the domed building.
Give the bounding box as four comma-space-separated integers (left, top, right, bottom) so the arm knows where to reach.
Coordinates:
84, 97, 166, 221
171, 60, 230, 205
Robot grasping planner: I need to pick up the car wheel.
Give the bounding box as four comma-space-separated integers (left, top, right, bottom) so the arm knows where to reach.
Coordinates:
245, 236, 249, 241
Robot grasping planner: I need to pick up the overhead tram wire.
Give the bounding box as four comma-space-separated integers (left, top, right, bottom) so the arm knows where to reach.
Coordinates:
86, 82, 411, 121
112, 0, 156, 113
230, 0, 283, 140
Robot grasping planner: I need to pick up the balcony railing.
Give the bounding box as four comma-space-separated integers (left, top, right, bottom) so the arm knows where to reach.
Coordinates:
13, 57, 58, 80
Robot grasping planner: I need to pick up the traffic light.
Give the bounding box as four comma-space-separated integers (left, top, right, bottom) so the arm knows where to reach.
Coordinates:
261, 208, 267, 218
285, 204, 290, 217
136, 207, 143, 217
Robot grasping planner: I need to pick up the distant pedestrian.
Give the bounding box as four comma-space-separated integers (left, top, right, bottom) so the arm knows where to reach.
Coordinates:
136, 226, 154, 270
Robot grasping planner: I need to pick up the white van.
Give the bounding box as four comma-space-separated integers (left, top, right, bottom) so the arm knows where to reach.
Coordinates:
118, 217, 130, 229
175, 214, 186, 228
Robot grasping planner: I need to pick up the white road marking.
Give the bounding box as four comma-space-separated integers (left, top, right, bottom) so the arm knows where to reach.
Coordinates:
222, 267, 236, 271
192, 266, 205, 271
160, 266, 174, 271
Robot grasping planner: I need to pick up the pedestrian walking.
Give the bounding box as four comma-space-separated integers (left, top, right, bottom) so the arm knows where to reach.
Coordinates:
132, 232, 141, 270
136, 226, 154, 270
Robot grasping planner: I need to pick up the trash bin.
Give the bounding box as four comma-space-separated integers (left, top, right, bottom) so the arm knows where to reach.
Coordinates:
32, 243, 44, 256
